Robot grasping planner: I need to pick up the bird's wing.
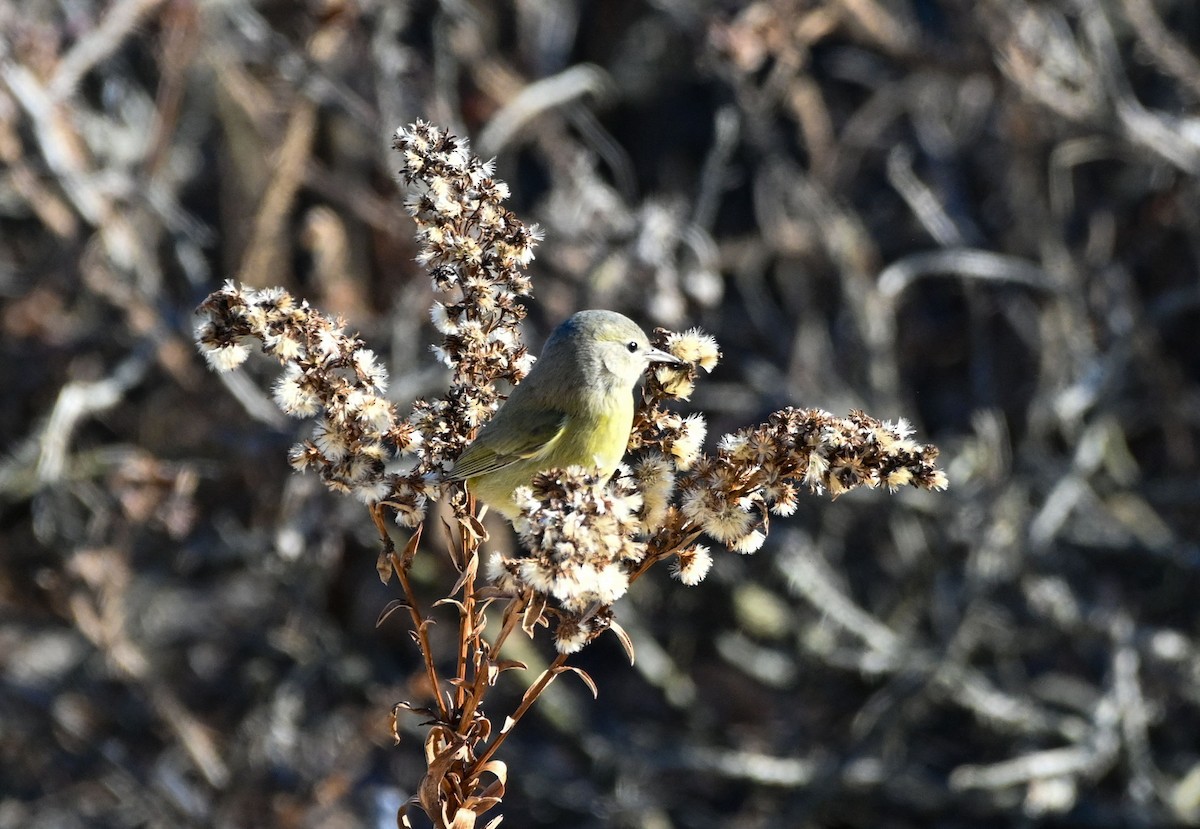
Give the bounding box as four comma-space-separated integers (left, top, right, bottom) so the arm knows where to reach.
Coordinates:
448, 406, 568, 480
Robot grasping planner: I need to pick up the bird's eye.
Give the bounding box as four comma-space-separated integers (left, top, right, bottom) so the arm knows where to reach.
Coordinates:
626, 341, 639, 353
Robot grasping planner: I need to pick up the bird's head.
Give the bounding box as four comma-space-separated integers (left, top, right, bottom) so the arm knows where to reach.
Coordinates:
541, 310, 681, 396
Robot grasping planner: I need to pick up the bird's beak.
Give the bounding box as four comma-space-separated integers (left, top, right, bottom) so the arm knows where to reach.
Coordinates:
645, 346, 683, 365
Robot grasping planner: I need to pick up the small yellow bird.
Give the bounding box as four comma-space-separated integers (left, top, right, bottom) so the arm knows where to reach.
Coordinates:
450, 310, 681, 518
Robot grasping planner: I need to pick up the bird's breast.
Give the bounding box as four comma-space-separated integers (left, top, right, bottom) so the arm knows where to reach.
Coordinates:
557, 391, 635, 477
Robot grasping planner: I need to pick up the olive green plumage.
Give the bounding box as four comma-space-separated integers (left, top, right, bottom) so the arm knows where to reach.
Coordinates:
450, 310, 680, 518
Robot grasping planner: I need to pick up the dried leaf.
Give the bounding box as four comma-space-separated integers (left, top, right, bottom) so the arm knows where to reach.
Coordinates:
399, 799, 423, 828
521, 594, 548, 637
376, 598, 410, 628
434, 597, 467, 614
390, 524, 423, 573
393, 701, 436, 719
472, 614, 491, 639
419, 738, 469, 820
464, 512, 489, 543
449, 552, 479, 597
467, 797, 503, 815
376, 548, 394, 584
389, 708, 402, 745
607, 619, 636, 665
556, 665, 599, 698
393, 702, 440, 734
471, 759, 508, 791
441, 516, 460, 568
473, 716, 493, 743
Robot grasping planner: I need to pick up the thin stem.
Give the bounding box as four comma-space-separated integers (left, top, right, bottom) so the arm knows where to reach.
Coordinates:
370, 505, 451, 723
456, 655, 486, 737
469, 652, 569, 777
397, 565, 452, 724
454, 497, 478, 712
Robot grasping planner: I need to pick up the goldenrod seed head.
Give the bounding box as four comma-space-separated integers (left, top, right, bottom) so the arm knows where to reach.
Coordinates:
312, 419, 350, 461
354, 478, 391, 504
315, 329, 342, 361
430, 301, 458, 334
670, 545, 713, 586
356, 396, 395, 433
554, 618, 590, 654
201, 342, 250, 373
265, 332, 304, 361
273, 367, 320, 417
670, 414, 707, 470
730, 529, 766, 554
666, 327, 720, 372
654, 365, 696, 399
885, 467, 914, 491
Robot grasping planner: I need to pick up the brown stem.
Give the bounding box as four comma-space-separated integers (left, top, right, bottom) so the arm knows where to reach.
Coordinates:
469, 652, 570, 777
456, 653, 486, 736
370, 505, 451, 723
395, 564, 451, 723
454, 495, 478, 713
448, 595, 529, 736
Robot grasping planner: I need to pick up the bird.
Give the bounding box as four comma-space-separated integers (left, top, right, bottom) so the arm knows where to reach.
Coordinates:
449, 310, 681, 518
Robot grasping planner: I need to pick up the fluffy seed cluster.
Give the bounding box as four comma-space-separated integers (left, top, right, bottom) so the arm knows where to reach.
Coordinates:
489, 467, 647, 652
623, 326, 948, 580
195, 283, 423, 506
627, 327, 720, 472
394, 121, 540, 478
672, 408, 948, 554
495, 379, 898, 647
668, 544, 713, 586
652, 327, 720, 400
628, 452, 676, 533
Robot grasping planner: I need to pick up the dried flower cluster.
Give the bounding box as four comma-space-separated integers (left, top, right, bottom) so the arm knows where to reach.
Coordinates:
487, 467, 647, 652
396, 121, 540, 483
673, 407, 947, 551
618, 328, 949, 589
195, 284, 419, 505
196, 122, 948, 829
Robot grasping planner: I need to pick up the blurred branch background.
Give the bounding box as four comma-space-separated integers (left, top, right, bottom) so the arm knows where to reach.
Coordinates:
2, 0, 1200, 826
